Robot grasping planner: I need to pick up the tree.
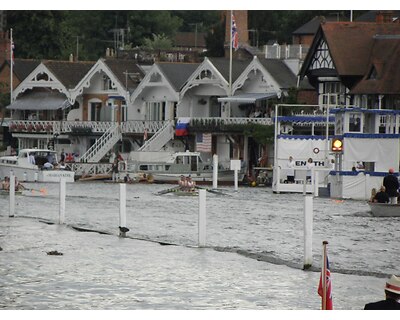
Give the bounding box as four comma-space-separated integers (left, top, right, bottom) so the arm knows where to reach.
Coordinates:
142, 33, 173, 59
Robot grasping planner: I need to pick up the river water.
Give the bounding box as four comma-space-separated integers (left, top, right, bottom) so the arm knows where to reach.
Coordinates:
0, 181, 399, 310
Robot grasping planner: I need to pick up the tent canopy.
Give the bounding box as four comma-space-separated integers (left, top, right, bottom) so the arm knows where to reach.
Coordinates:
218, 92, 277, 103
6, 91, 71, 110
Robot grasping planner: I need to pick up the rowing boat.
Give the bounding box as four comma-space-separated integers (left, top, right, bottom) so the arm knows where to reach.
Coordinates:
368, 202, 400, 217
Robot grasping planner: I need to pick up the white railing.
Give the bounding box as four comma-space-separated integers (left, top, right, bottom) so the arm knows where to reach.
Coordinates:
190, 117, 273, 126
70, 162, 113, 176
9, 120, 56, 133
265, 44, 309, 60
79, 124, 122, 163
121, 120, 168, 134
138, 120, 175, 152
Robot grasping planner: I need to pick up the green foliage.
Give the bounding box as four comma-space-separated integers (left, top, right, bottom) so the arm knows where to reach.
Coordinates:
142, 34, 173, 51
226, 123, 275, 145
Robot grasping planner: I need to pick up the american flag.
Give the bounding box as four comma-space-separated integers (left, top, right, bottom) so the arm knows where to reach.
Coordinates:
232, 14, 239, 50
318, 256, 333, 310
196, 133, 212, 153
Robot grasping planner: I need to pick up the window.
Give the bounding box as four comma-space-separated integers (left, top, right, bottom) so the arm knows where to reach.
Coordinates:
349, 113, 361, 132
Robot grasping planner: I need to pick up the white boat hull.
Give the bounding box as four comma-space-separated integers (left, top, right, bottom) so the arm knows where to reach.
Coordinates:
147, 170, 244, 184
0, 164, 75, 183
368, 202, 400, 217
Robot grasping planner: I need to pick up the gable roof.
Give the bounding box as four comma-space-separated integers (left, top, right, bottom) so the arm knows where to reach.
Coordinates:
300, 22, 400, 78
207, 57, 250, 83
350, 36, 400, 94
257, 58, 297, 89
43, 60, 96, 89
103, 59, 144, 91
0, 59, 40, 82
292, 16, 325, 35
158, 62, 200, 91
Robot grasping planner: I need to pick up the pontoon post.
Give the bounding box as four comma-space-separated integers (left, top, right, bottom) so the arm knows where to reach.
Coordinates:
9, 171, 15, 217
59, 178, 66, 224
303, 195, 313, 269
119, 183, 128, 237
212, 154, 218, 189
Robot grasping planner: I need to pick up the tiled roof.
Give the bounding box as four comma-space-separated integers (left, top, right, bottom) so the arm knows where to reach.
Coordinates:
12, 59, 41, 81
207, 57, 250, 83
292, 16, 325, 35
174, 32, 207, 48
43, 60, 96, 89
322, 22, 400, 76
157, 62, 200, 91
350, 36, 400, 94
257, 58, 297, 89
103, 59, 145, 91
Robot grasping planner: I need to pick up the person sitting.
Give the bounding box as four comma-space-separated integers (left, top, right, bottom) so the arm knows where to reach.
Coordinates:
1, 176, 10, 191
364, 274, 400, 310
373, 186, 390, 203
369, 188, 377, 202
178, 175, 185, 188
15, 178, 26, 191
123, 174, 133, 184
43, 161, 54, 170
186, 175, 195, 191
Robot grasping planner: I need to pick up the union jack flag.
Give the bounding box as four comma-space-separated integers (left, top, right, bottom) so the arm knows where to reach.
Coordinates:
232, 14, 239, 50
318, 256, 333, 310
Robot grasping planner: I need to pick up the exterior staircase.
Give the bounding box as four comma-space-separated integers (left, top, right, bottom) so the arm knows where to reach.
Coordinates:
138, 120, 175, 152
79, 123, 122, 163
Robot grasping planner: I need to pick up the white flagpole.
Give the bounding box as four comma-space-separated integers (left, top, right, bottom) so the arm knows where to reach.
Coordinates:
10, 28, 13, 104
229, 10, 233, 103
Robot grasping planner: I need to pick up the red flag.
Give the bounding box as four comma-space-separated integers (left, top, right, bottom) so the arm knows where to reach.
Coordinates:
318, 256, 333, 310
232, 14, 239, 50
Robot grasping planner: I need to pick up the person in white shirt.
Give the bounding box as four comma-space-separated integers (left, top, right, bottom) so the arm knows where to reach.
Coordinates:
28, 153, 36, 165
286, 156, 295, 183
306, 158, 314, 182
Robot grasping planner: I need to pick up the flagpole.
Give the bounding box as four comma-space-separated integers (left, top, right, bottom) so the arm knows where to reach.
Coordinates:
10, 28, 13, 104
322, 240, 328, 310
229, 10, 233, 98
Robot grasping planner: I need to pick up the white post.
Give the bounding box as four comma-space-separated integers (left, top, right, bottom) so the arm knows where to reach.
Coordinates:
59, 178, 66, 224
303, 195, 313, 269
9, 171, 15, 217
314, 170, 319, 197
119, 183, 128, 237
212, 154, 218, 189
198, 189, 206, 247
303, 177, 307, 195
34, 171, 38, 182
234, 169, 238, 191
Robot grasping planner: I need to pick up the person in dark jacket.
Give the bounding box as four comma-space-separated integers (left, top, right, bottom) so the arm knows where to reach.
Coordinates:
373, 186, 389, 203
364, 275, 400, 310
383, 168, 399, 204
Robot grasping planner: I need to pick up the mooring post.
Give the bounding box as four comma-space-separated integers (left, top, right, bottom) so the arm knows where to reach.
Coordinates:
303, 194, 313, 269
198, 189, 206, 247
314, 170, 319, 197
59, 178, 66, 224
9, 171, 15, 217
119, 183, 129, 237
212, 154, 218, 190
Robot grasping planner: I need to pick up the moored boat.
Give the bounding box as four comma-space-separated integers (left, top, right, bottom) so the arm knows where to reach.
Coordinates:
0, 148, 75, 183
368, 202, 400, 217
126, 151, 244, 185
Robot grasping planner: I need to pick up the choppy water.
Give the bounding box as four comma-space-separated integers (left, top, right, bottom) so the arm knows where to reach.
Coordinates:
0, 182, 399, 309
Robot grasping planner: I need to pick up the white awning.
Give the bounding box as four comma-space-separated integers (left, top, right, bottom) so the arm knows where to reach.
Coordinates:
6, 92, 71, 110
218, 92, 277, 103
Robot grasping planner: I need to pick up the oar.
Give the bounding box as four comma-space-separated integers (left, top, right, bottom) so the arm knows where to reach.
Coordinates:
26, 187, 48, 196
157, 186, 182, 195
195, 186, 229, 196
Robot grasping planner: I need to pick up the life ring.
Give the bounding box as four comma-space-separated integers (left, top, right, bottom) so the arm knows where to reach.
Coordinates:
313, 147, 320, 154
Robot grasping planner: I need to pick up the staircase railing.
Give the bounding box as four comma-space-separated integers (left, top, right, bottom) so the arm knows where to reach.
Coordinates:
138, 120, 175, 152
79, 124, 122, 163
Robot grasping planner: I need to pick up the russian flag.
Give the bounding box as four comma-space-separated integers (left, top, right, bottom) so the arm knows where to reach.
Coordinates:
175, 118, 190, 136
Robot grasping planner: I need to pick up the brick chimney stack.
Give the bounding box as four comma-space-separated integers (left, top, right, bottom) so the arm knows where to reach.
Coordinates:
224, 10, 249, 47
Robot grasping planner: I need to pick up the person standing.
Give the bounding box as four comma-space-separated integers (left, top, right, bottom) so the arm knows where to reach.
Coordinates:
286, 156, 295, 183
364, 275, 400, 310
306, 158, 314, 182
383, 168, 399, 204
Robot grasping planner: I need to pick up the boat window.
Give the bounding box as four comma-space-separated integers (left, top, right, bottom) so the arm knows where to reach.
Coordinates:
165, 165, 170, 171
191, 156, 198, 171
363, 162, 375, 172
139, 165, 148, 170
